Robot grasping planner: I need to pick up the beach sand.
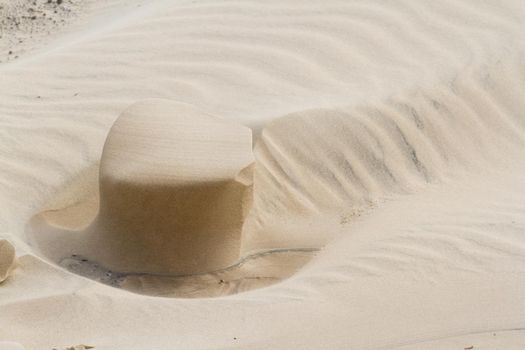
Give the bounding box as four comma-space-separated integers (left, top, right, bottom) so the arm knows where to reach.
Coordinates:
1, 0, 525, 349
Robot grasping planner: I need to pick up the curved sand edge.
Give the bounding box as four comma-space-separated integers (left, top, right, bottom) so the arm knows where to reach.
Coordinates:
0, 239, 16, 283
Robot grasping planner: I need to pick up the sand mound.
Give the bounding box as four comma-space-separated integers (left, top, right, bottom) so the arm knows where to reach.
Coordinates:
90, 99, 253, 274
0, 239, 15, 283
31, 100, 317, 296
33, 99, 254, 275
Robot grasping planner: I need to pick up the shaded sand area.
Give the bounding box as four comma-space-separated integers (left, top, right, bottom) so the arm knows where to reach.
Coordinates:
2, 0, 525, 349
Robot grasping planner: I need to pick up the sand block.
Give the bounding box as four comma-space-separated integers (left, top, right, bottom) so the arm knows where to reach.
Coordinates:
0, 239, 16, 283
87, 99, 253, 275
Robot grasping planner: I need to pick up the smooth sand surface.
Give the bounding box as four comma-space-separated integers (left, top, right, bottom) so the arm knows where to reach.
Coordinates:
2, 0, 525, 349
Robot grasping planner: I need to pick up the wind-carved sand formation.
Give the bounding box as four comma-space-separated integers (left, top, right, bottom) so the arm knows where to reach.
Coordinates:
87, 99, 253, 275
31, 56, 525, 296
31, 99, 316, 294
33, 99, 256, 276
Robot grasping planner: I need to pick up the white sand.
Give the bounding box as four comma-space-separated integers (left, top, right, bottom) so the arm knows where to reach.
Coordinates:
2, 0, 525, 349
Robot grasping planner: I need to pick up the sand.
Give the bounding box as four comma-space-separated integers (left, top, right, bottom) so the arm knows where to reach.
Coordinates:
1, 0, 525, 349
0, 239, 15, 283
33, 98, 254, 275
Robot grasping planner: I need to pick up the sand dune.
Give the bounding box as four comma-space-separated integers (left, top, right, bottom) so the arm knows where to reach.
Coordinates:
2, 0, 525, 349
